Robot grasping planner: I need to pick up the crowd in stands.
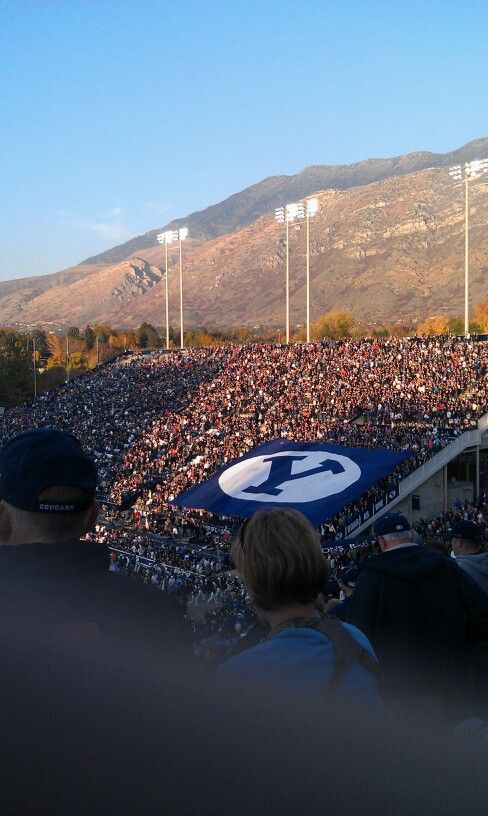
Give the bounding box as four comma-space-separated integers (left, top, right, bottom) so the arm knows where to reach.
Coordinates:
0, 348, 225, 490
105, 336, 487, 535
415, 496, 488, 552
2, 336, 487, 645
2, 338, 486, 529
88, 495, 487, 653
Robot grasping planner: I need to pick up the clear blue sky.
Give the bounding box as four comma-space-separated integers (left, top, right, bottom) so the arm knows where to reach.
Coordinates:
1, 0, 488, 281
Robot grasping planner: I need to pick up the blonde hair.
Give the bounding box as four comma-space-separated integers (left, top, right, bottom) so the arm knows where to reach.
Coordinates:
231, 508, 328, 611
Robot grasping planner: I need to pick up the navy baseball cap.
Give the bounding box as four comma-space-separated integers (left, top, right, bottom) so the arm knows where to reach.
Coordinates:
0, 428, 97, 513
373, 513, 411, 537
448, 520, 481, 542
340, 565, 359, 588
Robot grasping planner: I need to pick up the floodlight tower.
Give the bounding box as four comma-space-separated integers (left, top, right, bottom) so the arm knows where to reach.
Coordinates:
449, 158, 488, 335
275, 202, 304, 343
305, 198, 319, 343
157, 230, 173, 350
66, 335, 70, 383
157, 226, 189, 349
32, 337, 37, 399
275, 199, 319, 343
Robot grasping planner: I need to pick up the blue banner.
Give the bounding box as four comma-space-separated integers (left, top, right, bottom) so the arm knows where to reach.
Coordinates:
173, 439, 412, 526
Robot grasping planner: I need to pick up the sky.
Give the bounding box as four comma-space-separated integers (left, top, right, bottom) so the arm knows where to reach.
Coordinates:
1, 0, 488, 281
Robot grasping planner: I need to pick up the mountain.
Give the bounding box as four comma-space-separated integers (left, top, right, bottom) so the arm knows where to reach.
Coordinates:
82, 137, 488, 265
104, 166, 488, 329
0, 258, 167, 330
1, 138, 488, 330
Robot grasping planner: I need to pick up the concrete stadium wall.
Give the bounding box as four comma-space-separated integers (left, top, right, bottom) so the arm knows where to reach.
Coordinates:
394, 477, 473, 524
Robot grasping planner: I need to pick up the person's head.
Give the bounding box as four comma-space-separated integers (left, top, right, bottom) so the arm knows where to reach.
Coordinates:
373, 513, 414, 552
230, 508, 328, 616
0, 429, 98, 545
338, 565, 359, 598
449, 520, 482, 557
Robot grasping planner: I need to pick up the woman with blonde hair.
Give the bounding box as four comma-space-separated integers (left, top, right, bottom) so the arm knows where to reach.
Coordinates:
222, 508, 380, 704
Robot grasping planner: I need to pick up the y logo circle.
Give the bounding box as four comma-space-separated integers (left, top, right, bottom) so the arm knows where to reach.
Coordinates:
218, 450, 361, 504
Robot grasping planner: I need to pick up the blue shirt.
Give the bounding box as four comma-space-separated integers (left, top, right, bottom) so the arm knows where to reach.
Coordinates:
221, 622, 380, 706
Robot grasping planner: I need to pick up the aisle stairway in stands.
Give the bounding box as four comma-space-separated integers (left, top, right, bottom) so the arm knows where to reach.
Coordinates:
354, 411, 488, 535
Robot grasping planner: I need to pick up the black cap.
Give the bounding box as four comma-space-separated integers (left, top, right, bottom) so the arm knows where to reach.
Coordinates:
449, 520, 482, 542
0, 428, 97, 513
373, 513, 411, 537
340, 565, 359, 588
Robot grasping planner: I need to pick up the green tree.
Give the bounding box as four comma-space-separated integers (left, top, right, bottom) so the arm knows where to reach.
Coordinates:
69, 351, 89, 371
0, 329, 33, 406
38, 365, 66, 392
136, 322, 160, 348
31, 328, 49, 359
447, 317, 482, 335
83, 325, 96, 350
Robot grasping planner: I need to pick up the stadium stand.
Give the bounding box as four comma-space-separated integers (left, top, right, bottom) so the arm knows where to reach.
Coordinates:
2, 335, 487, 647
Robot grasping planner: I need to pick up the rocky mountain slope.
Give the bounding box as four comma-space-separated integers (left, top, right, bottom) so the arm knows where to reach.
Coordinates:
82, 137, 488, 265
110, 167, 488, 330
1, 138, 488, 330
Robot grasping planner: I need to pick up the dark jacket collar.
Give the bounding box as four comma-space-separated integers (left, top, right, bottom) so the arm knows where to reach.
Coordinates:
361, 545, 446, 580
0, 540, 110, 576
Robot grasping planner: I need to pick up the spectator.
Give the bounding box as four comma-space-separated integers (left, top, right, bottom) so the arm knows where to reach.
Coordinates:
222, 508, 381, 706
0, 428, 191, 659
334, 513, 488, 713
450, 520, 488, 594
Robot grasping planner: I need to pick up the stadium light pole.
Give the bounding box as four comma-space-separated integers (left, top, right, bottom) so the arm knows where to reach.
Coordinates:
275, 199, 319, 344
157, 226, 188, 350
275, 202, 304, 343
305, 198, 319, 343
157, 230, 172, 350
32, 337, 37, 399
449, 158, 488, 336
178, 227, 188, 349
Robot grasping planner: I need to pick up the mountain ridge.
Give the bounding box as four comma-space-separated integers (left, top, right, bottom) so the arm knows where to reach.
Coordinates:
81, 137, 488, 266
1, 138, 488, 331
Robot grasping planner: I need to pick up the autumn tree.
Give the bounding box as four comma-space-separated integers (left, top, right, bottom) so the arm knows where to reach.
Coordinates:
417, 316, 450, 336
185, 329, 223, 347
473, 297, 488, 332
311, 310, 362, 341
46, 333, 68, 368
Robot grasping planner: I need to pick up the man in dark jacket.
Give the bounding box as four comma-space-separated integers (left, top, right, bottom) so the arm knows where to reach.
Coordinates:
334, 513, 488, 707
450, 519, 488, 594
0, 428, 191, 658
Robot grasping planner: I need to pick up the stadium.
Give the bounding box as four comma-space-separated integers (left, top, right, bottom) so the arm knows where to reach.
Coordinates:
3, 4, 488, 813
2, 335, 487, 639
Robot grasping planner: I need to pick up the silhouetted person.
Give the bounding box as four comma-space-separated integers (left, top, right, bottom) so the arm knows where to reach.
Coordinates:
334, 513, 488, 714
450, 520, 488, 594
0, 428, 191, 660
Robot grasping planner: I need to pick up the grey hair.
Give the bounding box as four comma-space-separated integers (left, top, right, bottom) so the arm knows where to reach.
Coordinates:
381, 530, 415, 546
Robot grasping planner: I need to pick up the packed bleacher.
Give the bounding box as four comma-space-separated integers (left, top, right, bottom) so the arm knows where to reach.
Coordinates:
2, 336, 487, 593
105, 337, 487, 530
